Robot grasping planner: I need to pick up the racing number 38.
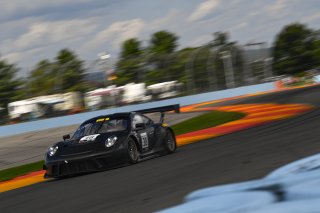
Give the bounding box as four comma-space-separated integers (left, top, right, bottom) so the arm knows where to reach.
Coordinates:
140, 132, 149, 149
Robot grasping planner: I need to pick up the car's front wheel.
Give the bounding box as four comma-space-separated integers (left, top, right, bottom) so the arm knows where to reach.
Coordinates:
127, 137, 139, 164
163, 130, 177, 154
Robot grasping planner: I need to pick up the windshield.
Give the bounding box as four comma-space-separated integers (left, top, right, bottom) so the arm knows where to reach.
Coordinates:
72, 122, 101, 139
72, 118, 128, 139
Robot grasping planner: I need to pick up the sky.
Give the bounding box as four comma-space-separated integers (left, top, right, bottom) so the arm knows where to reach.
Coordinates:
0, 0, 319, 76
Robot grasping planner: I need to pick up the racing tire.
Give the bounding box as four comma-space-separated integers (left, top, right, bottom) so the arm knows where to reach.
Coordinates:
163, 130, 177, 154
127, 137, 139, 164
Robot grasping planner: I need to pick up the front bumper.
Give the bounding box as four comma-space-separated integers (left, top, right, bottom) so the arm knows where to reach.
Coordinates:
44, 148, 126, 178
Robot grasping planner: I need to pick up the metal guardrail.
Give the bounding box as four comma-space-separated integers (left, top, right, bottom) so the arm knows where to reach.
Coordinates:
0, 82, 275, 138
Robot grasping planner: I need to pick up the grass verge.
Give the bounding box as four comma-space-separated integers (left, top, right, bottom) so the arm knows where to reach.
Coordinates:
0, 110, 245, 182
0, 160, 44, 182
171, 110, 246, 135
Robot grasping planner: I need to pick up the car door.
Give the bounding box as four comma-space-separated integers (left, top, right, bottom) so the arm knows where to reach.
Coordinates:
141, 115, 156, 150
133, 114, 155, 152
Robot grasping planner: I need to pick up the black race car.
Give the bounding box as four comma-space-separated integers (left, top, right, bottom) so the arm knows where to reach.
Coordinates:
44, 104, 179, 178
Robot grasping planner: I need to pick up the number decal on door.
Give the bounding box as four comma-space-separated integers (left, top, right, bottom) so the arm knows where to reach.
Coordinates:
141, 132, 148, 149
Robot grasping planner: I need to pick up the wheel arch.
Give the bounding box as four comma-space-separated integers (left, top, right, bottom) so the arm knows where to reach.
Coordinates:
129, 134, 141, 152
166, 127, 176, 142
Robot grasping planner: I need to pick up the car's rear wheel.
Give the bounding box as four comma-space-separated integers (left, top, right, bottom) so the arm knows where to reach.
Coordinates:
163, 130, 177, 154
127, 137, 139, 164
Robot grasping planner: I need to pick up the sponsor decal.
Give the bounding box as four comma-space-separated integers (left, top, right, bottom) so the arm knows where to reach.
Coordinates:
79, 134, 100, 143
96, 118, 110, 122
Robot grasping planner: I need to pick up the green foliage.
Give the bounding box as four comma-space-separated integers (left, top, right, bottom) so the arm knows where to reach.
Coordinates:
166, 49, 194, 84
0, 60, 22, 111
192, 47, 213, 91
142, 31, 179, 85
27, 49, 87, 96
120, 38, 143, 58
116, 58, 143, 84
145, 69, 165, 85
171, 110, 245, 135
116, 38, 144, 85
149, 31, 178, 54
54, 49, 86, 92
273, 23, 320, 75
212, 32, 230, 46
114, 30, 245, 92
28, 60, 56, 96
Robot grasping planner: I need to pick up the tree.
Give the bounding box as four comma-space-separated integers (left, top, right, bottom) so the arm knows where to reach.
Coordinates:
27, 49, 88, 96
273, 23, 320, 75
148, 30, 178, 72
28, 60, 56, 96
54, 49, 86, 92
149, 31, 178, 54
0, 60, 23, 111
144, 31, 179, 84
116, 38, 144, 85
212, 32, 229, 46
120, 38, 143, 58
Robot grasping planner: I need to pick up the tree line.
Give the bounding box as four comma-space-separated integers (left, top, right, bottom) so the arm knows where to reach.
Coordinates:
1, 22, 320, 114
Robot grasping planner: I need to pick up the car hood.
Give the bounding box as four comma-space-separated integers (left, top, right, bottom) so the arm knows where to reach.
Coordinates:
48, 131, 129, 158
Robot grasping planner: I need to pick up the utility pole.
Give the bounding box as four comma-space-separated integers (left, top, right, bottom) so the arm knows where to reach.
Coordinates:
264, 57, 273, 78
245, 42, 270, 82
206, 50, 217, 91
220, 51, 235, 88
185, 49, 200, 94
98, 52, 111, 87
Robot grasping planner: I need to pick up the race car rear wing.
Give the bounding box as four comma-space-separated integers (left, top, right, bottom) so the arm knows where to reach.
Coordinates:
136, 104, 180, 123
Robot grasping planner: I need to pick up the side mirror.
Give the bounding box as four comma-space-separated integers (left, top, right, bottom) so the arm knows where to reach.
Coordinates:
135, 123, 145, 130
63, 134, 70, 141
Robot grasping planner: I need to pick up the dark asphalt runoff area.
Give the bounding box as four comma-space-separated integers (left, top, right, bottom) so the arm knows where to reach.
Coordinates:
1, 85, 320, 213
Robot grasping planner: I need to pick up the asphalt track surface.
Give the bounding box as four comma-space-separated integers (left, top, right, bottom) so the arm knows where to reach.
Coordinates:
1, 85, 320, 213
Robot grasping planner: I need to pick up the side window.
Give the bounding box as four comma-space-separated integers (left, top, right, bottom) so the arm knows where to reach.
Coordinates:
133, 114, 144, 128
142, 116, 153, 127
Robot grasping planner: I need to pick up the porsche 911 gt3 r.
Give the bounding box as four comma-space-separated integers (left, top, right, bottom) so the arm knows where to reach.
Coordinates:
44, 105, 179, 178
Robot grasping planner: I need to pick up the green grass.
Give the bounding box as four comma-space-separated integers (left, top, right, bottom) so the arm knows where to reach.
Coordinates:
0, 110, 245, 182
0, 160, 44, 182
171, 110, 246, 135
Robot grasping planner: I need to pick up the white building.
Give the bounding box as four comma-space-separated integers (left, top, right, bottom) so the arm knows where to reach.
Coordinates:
7, 92, 82, 120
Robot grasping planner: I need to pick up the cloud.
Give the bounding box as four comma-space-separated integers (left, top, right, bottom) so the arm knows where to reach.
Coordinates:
80, 18, 145, 54
189, 34, 212, 47
188, 0, 220, 21
0, 0, 97, 18
265, 0, 290, 17
267, 0, 288, 12
149, 10, 182, 30
1, 19, 97, 53
4, 48, 42, 64
302, 12, 320, 23
0, 0, 319, 75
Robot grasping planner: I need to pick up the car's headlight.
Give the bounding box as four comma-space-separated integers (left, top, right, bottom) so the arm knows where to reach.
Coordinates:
48, 146, 59, 157
105, 136, 118, 147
